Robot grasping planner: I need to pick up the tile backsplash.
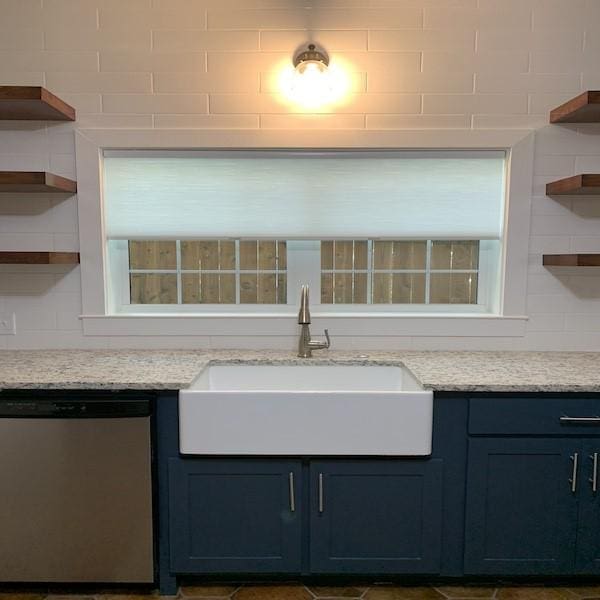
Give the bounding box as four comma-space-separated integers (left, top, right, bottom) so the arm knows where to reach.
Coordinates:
1, 0, 600, 350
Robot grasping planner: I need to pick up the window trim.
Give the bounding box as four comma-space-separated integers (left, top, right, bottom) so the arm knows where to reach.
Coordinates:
75, 128, 534, 338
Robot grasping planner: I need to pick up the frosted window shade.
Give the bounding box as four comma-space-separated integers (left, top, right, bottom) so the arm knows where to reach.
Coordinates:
103, 152, 506, 240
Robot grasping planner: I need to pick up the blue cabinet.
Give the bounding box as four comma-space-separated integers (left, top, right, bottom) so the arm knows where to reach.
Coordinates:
464, 438, 577, 575
309, 459, 443, 574
156, 391, 600, 591
575, 441, 600, 575
156, 393, 465, 590
464, 396, 600, 576
168, 458, 302, 573
167, 457, 444, 576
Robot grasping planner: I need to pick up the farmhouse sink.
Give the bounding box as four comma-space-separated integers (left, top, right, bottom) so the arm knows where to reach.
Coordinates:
179, 364, 433, 456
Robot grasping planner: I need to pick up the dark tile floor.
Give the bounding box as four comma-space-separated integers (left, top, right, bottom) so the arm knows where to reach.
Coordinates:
3, 585, 600, 600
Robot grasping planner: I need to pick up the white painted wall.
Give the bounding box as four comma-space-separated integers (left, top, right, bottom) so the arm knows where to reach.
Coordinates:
0, 0, 599, 351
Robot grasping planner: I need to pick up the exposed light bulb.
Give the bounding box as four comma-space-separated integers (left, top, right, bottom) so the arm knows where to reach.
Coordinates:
278, 43, 349, 110
290, 60, 334, 109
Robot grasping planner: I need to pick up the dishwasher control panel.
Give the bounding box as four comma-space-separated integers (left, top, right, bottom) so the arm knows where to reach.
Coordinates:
0, 392, 152, 418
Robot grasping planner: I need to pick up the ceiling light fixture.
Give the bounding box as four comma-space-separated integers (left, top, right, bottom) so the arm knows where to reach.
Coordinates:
278, 43, 348, 110
290, 44, 332, 109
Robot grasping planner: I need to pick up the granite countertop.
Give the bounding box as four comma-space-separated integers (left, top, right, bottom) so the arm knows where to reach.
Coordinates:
0, 349, 599, 393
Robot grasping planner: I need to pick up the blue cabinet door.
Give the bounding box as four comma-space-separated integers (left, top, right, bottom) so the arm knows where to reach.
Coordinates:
309, 459, 443, 574
169, 458, 302, 573
575, 441, 600, 574
464, 438, 578, 575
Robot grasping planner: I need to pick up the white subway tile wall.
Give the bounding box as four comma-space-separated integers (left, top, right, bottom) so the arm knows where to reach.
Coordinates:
0, 0, 599, 350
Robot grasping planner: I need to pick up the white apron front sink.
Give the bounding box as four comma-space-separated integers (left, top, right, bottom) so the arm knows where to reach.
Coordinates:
179, 364, 433, 456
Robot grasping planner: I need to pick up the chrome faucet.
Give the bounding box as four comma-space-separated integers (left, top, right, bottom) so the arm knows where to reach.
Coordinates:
297, 285, 331, 358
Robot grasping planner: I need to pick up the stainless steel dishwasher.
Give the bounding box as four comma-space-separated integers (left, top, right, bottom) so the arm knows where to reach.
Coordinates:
0, 391, 154, 583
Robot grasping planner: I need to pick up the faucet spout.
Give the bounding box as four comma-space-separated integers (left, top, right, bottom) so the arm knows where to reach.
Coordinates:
297, 284, 331, 358
298, 284, 311, 324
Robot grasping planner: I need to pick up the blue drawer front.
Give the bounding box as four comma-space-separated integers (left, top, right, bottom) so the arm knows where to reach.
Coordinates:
469, 396, 600, 436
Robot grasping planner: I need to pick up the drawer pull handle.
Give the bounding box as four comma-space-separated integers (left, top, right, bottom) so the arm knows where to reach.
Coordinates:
590, 453, 598, 493
560, 416, 600, 424
288, 472, 296, 513
318, 473, 324, 514
570, 453, 579, 493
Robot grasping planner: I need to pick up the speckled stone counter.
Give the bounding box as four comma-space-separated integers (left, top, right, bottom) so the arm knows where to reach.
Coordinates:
0, 349, 599, 393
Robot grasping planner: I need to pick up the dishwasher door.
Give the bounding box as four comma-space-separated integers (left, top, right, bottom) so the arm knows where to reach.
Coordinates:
0, 413, 153, 583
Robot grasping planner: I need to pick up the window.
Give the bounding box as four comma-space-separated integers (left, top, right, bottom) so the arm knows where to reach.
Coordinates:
110, 237, 497, 313
121, 238, 482, 307
321, 240, 480, 305
127, 240, 287, 305
103, 150, 505, 315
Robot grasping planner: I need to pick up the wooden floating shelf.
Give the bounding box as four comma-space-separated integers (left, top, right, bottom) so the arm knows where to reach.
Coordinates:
0, 171, 77, 193
543, 254, 600, 267
546, 174, 600, 196
0, 86, 75, 121
0, 252, 80, 265
550, 91, 600, 123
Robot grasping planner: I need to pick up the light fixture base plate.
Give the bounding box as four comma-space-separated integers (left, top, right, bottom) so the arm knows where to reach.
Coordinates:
293, 43, 329, 68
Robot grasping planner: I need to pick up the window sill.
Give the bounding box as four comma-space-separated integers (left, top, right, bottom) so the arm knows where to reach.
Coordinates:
80, 313, 528, 337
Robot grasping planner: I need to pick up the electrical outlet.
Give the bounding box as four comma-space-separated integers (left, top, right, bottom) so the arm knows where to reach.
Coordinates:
0, 313, 16, 335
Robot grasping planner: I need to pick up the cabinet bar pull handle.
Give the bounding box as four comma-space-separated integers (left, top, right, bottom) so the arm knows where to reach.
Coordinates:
560, 416, 600, 424
288, 472, 295, 513
318, 473, 324, 513
570, 453, 579, 493
590, 453, 598, 493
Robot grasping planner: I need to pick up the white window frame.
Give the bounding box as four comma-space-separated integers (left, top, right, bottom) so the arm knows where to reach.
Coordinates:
75, 129, 534, 337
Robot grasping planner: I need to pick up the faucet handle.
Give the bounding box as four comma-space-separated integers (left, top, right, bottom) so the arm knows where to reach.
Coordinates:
307, 328, 331, 351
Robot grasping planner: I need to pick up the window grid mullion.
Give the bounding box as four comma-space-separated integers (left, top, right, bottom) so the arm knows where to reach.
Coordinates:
332, 241, 336, 305
425, 239, 432, 304
367, 239, 373, 305
320, 269, 479, 274
120, 268, 480, 275
235, 240, 241, 305
176, 240, 183, 305
254, 241, 259, 303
